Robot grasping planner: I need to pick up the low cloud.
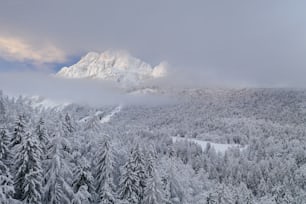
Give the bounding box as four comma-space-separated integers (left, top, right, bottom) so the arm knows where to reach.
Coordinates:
0, 36, 67, 65
0, 72, 173, 107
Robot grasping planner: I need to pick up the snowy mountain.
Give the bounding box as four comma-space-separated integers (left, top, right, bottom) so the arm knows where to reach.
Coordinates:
56, 50, 167, 87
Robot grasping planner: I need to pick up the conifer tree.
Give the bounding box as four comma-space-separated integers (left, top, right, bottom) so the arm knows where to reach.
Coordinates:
145, 147, 157, 178
94, 138, 116, 204
72, 155, 93, 204
63, 113, 75, 137
72, 185, 91, 204
0, 128, 10, 166
143, 177, 164, 204
84, 116, 103, 133
258, 178, 268, 197
131, 144, 147, 201
214, 184, 234, 204
167, 168, 184, 204
0, 93, 5, 124
43, 133, 74, 204
143, 149, 164, 204
239, 182, 254, 204
118, 158, 139, 204
13, 131, 43, 203
118, 144, 146, 204
0, 160, 14, 203
35, 117, 48, 146
0, 127, 14, 203
72, 158, 94, 194
10, 115, 26, 149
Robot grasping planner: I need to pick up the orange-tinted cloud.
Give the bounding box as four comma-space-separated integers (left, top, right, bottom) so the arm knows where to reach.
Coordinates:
0, 36, 67, 64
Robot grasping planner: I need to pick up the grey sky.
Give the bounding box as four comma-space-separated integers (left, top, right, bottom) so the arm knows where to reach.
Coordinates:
0, 0, 306, 87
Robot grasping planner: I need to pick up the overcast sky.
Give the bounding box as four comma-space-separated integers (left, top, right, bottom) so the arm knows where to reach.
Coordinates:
0, 0, 306, 87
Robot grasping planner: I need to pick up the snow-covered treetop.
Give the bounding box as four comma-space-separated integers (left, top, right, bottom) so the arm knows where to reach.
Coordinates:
56, 50, 167, 87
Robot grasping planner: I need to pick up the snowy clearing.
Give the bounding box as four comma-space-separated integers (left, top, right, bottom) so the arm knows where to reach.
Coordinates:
78, 105, 123, 124
100, 105, 122, 124
172, 137, 246, 154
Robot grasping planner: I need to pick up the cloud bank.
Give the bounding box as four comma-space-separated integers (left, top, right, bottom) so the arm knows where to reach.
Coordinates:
0, 72, 173, 107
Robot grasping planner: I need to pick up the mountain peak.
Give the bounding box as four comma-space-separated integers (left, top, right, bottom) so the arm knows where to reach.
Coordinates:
100, 49, 131, 58
56, 50, 167, 86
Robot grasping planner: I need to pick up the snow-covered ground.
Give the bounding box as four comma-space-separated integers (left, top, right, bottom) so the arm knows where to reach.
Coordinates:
172, 137, 246, 154
100, 105, 122, 123
79, 105, 123, 124
78, 115, 93, 123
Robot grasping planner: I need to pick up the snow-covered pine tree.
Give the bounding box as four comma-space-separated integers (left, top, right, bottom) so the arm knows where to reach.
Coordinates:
10, 115, 26, 149
118, 158, 139, 203
0, 91, 5, 124
143, 177, 164, 204
13, 131, 43, 204
231, 182, 254, 204
63, 113, 75, 137
0, 128, 10, 166
167, 168, 184, 204
145, 146, 157, 178
0, 127, 14, 203
214, 184, 234, 204
131, 144, 147, 202
100, 182, 116, 204
72, 156, 93, 203
161, 150, 185, 204
72, 185, 91, 204
43, 133, 74, 204
84, 116, 103, 133
35, 117, 50, 190
143, 148, 164, 204
242, 187, 255, 204
35, 117, 48, 147
94, 138, 116, 204
73, 158, 93, 194
0, 160, 14, 203
258, 178, 268, 198
53, 120, 73, 160
118, 144, 146, 204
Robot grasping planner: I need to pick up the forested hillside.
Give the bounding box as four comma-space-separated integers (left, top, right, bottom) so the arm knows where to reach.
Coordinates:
1, 88, 306, 203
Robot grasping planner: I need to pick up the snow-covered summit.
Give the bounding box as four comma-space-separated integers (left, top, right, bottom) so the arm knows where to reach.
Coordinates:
56, 50, 167, 86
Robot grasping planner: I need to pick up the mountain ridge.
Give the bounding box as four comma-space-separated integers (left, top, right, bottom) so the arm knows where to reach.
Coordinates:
56, 50, 167, 87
